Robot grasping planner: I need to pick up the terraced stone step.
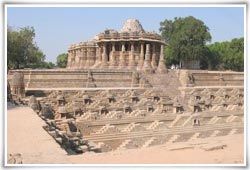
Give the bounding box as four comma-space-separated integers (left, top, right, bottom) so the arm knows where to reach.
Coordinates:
87, 125, 243, 151
77, 111, 243, 127
84, 122, 243, 141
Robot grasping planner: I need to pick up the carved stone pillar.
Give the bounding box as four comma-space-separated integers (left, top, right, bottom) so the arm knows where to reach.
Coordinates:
101, 43, 108, 67
157, 45, 168, 73
119, 42, 126, 68
81, 47, 86, 68
138, 42, 145, 69
109, 42, 117, 68
79, 48, 83, 68
71, 50, 76, 68
143, 44, 153, 73
93, 47, 101, 68
67, 50, 72, 68
128, 42, 136, 68
85, 47, 91, 69
89, 47, 96, 67
151, 44, 157, 69
75, 49, 80, 68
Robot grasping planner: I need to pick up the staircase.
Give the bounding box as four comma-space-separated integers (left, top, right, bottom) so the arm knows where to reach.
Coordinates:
169, 115, 182, 127
117, 139, 139, 150
122, 123, 137, 132
210, 130, 220, 137
95, 124, 111, 134
166, 134, 180, 143
228, 129, 238, 135
188, 132, 200, 141
142, 137, 156, 148
208, 116, 221, 124
147, 121, 161, 130
141, 70, 182, 97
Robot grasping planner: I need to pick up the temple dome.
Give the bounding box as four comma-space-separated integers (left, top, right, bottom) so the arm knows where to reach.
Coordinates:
120, 18, 145, 33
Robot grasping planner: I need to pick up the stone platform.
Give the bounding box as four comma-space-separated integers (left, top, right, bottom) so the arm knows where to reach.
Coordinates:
8, 68, 244, 154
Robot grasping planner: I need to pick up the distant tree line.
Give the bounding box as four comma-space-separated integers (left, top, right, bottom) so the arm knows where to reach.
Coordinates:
159, 16, 244, 72
56, 53, 68, 68
204, 38, 244, 71
7, 26, 54, 69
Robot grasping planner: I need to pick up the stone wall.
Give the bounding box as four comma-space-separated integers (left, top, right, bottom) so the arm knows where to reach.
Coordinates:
8, 69, 136, 89
182, 70, 244, 87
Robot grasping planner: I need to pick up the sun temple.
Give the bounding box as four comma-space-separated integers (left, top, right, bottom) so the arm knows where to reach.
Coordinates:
67, 19, 167, 73
7, 18, 244, 156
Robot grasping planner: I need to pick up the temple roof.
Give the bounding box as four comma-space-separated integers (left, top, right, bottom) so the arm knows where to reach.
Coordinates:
120, 18, 145, 33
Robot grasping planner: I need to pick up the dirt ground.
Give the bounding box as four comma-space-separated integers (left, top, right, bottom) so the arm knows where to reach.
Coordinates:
69, 135, 244, 164
7, 103, 245, 165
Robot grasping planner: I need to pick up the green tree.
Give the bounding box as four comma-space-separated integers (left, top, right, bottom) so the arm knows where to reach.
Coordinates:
7, 26, 51, 69
56, 53, 68, 68
159, 16, 212, 66
206, 38, 244, 71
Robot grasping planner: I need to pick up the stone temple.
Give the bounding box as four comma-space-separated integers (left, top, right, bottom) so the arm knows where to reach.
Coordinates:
8, 19, 244, 155
67, 19, 167, 73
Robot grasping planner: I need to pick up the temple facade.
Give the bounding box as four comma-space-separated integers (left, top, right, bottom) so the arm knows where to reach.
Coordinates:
67, 19, 167, 73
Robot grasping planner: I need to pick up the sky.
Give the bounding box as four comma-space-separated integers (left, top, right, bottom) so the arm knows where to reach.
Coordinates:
7, 6, 245, 63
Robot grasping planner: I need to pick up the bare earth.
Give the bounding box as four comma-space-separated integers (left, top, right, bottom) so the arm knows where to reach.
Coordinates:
7, 103, 244, 165
7, 103, 68, 164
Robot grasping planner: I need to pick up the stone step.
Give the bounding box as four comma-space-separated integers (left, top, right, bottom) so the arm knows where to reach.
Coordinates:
147, 121, 160, 130
142, 137, 156, 148
166, 135, 180, 143
84, 122, 243, 141
226, 115, 236, 123
188, 132, 200, 141
117, 139, 132, 150
208, 116, 221, 124
122, 123, 136, 132
169, 115, 182, 127
95, 124, 111, 134
182, 116, 193, 127
210, 130, 220, 137
228, 129, 238, 135
97, 142, 112, 152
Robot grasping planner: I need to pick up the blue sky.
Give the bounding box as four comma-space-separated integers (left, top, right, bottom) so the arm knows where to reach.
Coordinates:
7, 6, 245, 63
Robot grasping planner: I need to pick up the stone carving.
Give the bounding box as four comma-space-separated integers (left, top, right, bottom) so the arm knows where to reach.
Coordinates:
86, 70, 96, 88
173, 97, 183, 113
29, 95, 41, 113
41, 102, 54, 119
187, 73, 195, 86
55, 106, 69, 120
7, 153, 23, 164
7, 80, 12, 102
11, 72, 25, 98
120, 18, 145, 33
131, 71, 140, 87
57, 95, 66, 106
